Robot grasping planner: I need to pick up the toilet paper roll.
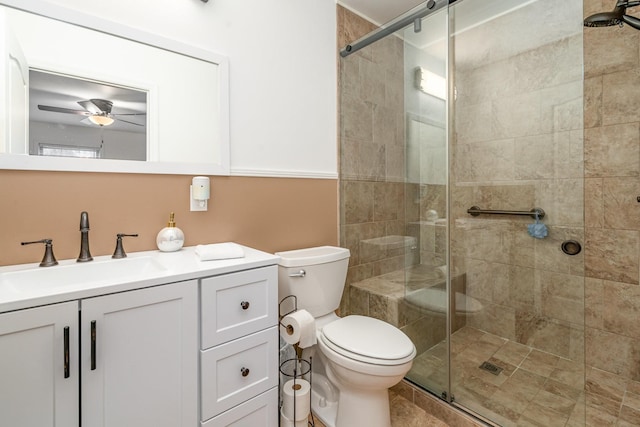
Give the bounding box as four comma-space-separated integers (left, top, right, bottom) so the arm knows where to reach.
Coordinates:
280, 409, 309, 427
280, 309, 316, 348
282, 378, 311, 421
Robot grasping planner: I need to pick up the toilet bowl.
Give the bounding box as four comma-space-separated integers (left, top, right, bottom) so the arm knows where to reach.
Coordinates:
276, 246, 416, 427
317, 314, 415, 427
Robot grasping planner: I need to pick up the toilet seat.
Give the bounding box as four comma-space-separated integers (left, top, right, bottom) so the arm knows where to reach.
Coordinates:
320, 315, 415, 366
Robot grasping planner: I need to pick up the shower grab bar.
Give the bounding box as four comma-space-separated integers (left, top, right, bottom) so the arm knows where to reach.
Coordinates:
467, 206, 545, 220
340, 0, 448, 57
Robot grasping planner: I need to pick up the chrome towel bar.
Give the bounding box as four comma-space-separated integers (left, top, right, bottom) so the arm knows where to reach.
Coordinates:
467, 206, 545, 219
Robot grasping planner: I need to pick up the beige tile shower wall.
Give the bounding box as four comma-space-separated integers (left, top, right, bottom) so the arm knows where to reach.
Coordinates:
583, 0, 640, 390
451, 12, 585, 361
0, 170, 338, 266
338, 6, 413, 315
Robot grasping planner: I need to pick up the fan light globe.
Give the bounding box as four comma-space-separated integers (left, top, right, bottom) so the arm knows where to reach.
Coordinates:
89, 115, 114, 126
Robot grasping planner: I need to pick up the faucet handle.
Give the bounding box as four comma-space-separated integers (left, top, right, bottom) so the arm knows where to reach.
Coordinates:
112, 233, 139, 259
21, 239, 58, 267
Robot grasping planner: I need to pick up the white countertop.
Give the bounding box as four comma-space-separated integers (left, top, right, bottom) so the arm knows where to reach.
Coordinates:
0, 245, 280, 313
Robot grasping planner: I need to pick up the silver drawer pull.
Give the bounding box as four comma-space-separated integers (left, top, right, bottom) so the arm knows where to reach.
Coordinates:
240, 301, 250, 310
241, 367, 250, 377
288, 269, 306, 278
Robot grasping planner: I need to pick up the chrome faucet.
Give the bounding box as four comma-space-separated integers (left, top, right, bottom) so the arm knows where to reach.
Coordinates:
77, 211, 93, 262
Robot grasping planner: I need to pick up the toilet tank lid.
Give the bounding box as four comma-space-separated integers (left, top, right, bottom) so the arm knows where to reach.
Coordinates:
275, 246, 350, 268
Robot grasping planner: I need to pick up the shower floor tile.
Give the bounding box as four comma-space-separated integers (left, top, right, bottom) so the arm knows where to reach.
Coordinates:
410, 326, 585, 426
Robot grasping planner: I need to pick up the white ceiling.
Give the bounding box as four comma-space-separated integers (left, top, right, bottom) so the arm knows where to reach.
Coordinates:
338, 0, 425, 26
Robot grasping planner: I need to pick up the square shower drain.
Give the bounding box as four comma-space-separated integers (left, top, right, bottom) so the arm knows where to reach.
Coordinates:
479, 361, 503, 376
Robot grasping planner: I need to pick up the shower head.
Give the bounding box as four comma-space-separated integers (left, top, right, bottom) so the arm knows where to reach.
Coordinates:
584, 11, 622, 27
584, 0, 640, 30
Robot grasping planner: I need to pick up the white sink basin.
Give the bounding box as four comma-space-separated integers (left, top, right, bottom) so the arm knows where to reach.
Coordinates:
0, 256, 167, 294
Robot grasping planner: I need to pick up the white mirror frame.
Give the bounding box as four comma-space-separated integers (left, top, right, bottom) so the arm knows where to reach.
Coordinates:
0, 0, 230, 175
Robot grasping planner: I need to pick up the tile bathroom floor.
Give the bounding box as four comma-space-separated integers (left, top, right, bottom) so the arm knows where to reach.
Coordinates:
308, 389, 449, 427
408, 326, 594, 427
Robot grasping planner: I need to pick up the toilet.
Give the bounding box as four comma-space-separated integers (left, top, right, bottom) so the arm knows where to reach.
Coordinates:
276, 246, 416, 427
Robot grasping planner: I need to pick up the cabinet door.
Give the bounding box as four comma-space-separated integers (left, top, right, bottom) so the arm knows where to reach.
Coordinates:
81, 281, 198, 427
0, 301, 79, 427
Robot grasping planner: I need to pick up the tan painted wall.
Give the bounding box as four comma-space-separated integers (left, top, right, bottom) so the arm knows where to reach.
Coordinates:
0, 170, 338, 266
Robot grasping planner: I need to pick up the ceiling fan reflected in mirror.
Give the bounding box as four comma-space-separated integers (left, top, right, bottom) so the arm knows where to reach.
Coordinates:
37, 98, 146, 127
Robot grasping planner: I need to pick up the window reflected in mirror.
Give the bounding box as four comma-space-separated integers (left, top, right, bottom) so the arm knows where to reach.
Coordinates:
29, 70, 147, 161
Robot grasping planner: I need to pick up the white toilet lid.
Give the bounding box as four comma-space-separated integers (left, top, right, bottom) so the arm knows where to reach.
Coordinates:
321, 315, 415, 363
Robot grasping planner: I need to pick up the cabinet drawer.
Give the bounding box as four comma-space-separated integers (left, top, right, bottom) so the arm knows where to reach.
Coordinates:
201, 266, 277, 349
201, 387, 278, 427
201, 327, 278, 420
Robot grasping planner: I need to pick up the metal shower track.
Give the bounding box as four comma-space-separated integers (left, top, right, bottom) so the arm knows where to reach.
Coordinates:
339, 0, 452, 57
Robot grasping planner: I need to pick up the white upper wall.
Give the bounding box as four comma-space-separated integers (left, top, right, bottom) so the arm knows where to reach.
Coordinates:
45, 0, 338, 178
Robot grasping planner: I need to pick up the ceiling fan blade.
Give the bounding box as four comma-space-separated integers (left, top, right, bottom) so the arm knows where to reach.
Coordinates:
38, 105, 91, 116
111, 112, 147, 116
89, 99, 113, 114
77, 100, 103, 114
115, 117, 145, 126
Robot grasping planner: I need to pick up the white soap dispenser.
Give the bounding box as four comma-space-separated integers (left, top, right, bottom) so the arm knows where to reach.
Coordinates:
156, 212, 185, 252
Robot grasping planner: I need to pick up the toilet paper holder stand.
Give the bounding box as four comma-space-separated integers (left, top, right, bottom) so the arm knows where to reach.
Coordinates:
280, 357, 314, 427
279, 295, 315, 427
279, 294, 299, 336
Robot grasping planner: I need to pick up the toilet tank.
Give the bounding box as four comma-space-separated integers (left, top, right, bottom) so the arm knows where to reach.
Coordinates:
275, 246, 350, 318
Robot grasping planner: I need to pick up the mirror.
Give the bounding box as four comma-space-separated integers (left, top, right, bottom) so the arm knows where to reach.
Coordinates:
30, 70, 147, 161
0, 1, 230, 175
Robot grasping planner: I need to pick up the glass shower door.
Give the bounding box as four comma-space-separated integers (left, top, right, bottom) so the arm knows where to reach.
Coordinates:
448, 0, 585, 425
401, 6, 451, 399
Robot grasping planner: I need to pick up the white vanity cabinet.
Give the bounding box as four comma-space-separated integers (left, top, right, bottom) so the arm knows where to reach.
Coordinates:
81, 280, 198, 427
0, 245, 280, 427
0, 301, 79, 426
0, 280, 197, 427
200, 266, 279, 426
